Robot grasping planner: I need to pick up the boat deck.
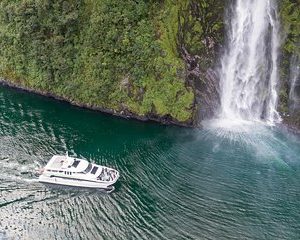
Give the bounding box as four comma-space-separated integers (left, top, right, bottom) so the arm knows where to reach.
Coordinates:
46, 155, 70, 169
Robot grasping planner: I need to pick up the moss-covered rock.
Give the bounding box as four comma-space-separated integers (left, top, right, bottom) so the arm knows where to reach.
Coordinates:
177, 0, 225, 120
0, 0, 226, 126
279, 0, 300, 127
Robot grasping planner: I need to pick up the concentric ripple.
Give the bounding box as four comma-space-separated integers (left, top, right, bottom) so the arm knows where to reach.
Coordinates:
0, 85, 300, 240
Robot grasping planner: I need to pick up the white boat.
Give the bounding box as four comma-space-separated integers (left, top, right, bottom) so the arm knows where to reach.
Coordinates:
38, 153, 119, 191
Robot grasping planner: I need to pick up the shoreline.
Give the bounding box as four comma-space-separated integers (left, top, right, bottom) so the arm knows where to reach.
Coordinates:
0, 78, 195, 128
1, 78, 299, 134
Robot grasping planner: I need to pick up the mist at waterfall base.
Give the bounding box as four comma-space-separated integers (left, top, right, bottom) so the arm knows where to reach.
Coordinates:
1, 84, 300, 239
207, 0, 288, 146
1, 0, 300, 239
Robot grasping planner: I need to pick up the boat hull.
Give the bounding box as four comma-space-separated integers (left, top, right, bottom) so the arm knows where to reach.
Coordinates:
39, 175, 114, 190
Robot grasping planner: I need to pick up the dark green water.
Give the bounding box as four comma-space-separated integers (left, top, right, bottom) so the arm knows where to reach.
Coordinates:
0, 85, 300, 240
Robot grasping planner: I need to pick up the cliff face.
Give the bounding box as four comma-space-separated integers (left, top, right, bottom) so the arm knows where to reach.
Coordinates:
278, 0, 300, 128
0, 0, 224, 126
2, 0, 297, 128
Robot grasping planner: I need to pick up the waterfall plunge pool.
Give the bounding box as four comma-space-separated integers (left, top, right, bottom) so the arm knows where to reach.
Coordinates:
0, 85, 300, 239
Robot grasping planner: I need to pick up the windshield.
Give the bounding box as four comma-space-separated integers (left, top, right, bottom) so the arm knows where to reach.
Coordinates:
83, 163, 93, 173
72, 159, 80, 168
91, 166, 98, 174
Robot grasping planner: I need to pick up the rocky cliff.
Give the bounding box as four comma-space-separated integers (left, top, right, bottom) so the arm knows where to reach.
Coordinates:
278, 0, 300, 128
0, 0, 299, 128
0, 0, 224, 126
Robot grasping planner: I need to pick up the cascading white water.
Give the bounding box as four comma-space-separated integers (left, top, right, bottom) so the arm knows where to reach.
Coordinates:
289, 55, 300, 111
219, 0, 281, 124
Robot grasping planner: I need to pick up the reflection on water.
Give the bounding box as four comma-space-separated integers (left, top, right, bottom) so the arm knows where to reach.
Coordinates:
0, 86, 300, 239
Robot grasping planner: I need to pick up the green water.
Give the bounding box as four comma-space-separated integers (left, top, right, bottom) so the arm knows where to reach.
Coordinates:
0, 85, 300, 240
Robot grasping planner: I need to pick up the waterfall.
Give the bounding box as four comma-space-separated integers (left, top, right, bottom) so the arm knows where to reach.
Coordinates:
289, 55, 300, 112
218, 0, 281, 124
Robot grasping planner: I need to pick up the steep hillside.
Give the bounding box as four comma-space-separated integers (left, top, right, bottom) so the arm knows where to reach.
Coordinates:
279, 0, 300, 128
0, 0, 224, 126
0, 0, 299, 128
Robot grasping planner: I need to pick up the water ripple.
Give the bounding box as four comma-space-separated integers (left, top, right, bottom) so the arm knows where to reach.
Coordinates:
0, 86, 300, 239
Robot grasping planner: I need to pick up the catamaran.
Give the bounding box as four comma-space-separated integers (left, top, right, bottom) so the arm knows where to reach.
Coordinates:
38, 153, 119, 191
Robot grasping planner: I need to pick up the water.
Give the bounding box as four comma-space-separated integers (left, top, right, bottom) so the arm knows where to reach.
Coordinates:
0, 85, 300, 239
0, 1, 298, 237
219, 0, 281, 123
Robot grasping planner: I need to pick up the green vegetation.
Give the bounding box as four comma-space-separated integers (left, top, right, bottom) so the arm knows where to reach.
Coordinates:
1, 0, 298, 127
177, 0, 224, 69
280, 0, 300, 57
0, 0, 201, 124
278, 0, 300, 117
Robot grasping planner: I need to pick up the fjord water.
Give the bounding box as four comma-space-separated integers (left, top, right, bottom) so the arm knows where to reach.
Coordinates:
0, 0, 299, 238
0, 85, 300, 239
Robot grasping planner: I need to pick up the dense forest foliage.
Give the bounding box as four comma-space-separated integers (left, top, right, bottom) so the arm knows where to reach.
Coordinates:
0, 0, 298, 126
0, 0, 224, 125
280, 0, 300, 57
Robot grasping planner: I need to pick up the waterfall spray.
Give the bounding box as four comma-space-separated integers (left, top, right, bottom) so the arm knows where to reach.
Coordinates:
218, 0, 281, 124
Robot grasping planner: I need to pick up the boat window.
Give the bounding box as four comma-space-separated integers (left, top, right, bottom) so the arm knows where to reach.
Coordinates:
72, 160, 80, 168
83, 163, 93, 173
91, 166, 98, 174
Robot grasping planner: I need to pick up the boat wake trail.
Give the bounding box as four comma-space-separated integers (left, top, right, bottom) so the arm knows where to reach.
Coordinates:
1, 84, 300, 239
0, 152, 41, 184
22, 178, 40, 183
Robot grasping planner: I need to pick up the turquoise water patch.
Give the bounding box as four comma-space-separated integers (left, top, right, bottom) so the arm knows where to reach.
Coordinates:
0, 86, 300, 239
